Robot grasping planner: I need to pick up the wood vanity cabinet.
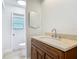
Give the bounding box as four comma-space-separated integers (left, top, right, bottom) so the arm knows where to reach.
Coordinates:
31, 38, 77, 59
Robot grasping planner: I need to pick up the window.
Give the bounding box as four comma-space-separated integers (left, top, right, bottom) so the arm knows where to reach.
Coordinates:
12, 13, 24, 30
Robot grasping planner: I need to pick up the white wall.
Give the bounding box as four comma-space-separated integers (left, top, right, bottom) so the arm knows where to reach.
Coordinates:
27, 0, 42, 58
28, 0, 42, 35
41, 0, 77, 35
2, 4, 26, 54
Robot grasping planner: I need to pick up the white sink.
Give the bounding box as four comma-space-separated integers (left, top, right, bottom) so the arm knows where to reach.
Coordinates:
32, 35, 77, 51
38, 36, 60, 40
38, 36, 53, 39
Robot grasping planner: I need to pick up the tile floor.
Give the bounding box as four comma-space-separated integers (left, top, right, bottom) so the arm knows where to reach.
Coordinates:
3, 49, 27, 59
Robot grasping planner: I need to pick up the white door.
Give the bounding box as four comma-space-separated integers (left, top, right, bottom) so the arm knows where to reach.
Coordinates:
11, 13, 25, 50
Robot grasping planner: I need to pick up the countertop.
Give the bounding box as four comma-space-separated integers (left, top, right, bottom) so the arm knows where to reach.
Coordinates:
31, 35, 77, 52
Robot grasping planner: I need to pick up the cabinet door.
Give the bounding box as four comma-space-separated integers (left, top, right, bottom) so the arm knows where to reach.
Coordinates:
31, 45, 37, 59
37, 48, 45, 59
31, 45, 45, 59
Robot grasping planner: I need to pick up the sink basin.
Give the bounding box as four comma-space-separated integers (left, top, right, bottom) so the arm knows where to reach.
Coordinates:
38, 36, 53, 39
38, 36, 59, 40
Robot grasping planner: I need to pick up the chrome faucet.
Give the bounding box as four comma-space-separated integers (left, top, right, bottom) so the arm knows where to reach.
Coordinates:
51, 28, 57, 38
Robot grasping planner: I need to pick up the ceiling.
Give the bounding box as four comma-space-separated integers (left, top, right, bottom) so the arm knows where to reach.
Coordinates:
3, 0, 43, 8
4, 0, 26, 8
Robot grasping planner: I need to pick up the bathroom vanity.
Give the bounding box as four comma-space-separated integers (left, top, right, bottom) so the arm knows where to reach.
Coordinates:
31, 36, 77, 59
